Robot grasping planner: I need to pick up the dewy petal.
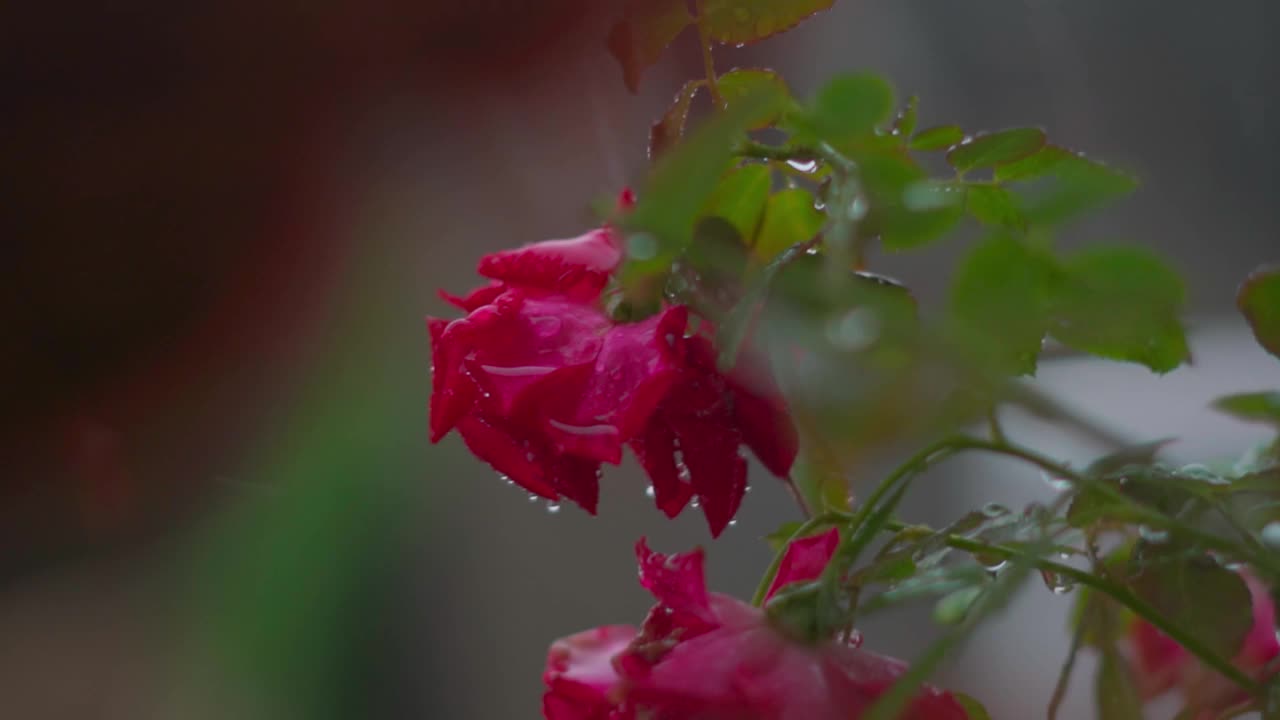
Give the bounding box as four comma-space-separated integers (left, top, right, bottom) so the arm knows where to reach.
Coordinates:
635, 539, 714, 622
546, 306, 688, 464
663, 365, 747, 538
543, 625, 636, 720
764, 528, 840, 602
628, 420, 694, 518
427, 316, 476, 442
689, 336, 798, 479
438, 281, 505, 312
477, 227, 622, 300
465, 292, 610, 419
457, 415, 559, 500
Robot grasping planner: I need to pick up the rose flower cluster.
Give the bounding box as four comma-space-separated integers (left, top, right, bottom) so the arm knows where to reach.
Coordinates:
428, 198, 796, 535
542, 532, 970, 719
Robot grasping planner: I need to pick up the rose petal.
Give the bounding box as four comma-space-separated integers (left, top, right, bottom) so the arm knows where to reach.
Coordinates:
457, 415, 558, 500
635, 539, 714, 622
629, 420, 694, 518
427, 316, 476, 442
765, 528, 840, 602
547, 306, 688, 464
438, 280, 505, 312
543, 625, 636, 720
478, 228, 622, 299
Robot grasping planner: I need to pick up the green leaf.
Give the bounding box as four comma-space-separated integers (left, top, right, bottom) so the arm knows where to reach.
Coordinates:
755, 189, 825, 259
718, 68, 791, 129
994, 145, 1073, 183
697, 0, 835, 45
1020, 153, 1138, 226
1096, 650, 1144, 720
805, 73, 895, 145
892, 96, 919, 138
607, 0, 693, 93
909, 125, 964, 152
934, 585, 983, 625
947, 128, 1047, 173
702, 164, 771, 241
649, 80, 704, 160
1049, 246, 1189, 373
953, 693, 992, 720
765, 520, 806, 551
965, 184, 1025, 229
684, 216, 750, 297
861, 153, 964, 250
1238, 266, 1280, 360
625, 90, 776, 275
1085, 438, 1177, 478
1214, 391, 1280, 427
1129, 551, 1254, 660
950, 234, 1059, 374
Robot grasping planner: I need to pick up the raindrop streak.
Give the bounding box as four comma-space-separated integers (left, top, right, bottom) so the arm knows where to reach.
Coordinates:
786, 158, 818, 173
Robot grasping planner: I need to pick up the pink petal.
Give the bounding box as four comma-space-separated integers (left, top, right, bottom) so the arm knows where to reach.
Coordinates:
634, 539, 714, 622
549, 454, 602, 516
628, 420, 694, 518
547, 306, 688, 464
764, 528, 840, 602
477, 228, 622, 300
689, 335, 798, 479
680, 417, 747, 539
438, 281, 505, 312
543, 625, 636, 720
427, 316, 476, 442
456, 415, 558, 500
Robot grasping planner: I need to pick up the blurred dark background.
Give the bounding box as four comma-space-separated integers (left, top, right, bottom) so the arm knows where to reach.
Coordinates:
2, 1, 1277, 718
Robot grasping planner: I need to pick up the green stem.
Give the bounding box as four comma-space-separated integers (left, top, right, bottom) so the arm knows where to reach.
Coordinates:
694, 16, 723, 107
952, 437, 1280, 578
876, 518, 1265, 695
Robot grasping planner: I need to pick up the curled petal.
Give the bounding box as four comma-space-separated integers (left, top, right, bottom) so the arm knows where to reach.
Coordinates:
427, 317, 475, 442
439, 280, 505, 312
635, 539, 714, 622
478, 228, 622, 299
765, 528, 840, 602
548, 306, 688, 464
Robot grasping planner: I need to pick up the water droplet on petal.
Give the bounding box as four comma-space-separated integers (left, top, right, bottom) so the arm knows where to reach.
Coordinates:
645, 485, 656, 499
691, 497, 701, 509
527, 494, 540, 504
728, 519, 738, 528
546, 502, 562, 515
